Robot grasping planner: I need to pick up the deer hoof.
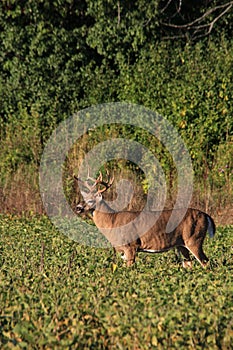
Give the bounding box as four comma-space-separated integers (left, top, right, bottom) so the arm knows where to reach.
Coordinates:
121, 253, 127, 261
182, 260, 193, 269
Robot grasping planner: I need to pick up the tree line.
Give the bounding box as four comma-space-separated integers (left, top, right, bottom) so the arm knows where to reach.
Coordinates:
0, 0, 232, 216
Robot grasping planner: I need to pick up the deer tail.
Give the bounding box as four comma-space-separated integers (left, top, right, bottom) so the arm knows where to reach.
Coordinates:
207, 214, 215, 238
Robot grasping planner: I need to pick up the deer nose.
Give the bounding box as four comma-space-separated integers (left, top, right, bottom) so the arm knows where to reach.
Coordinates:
76, 205, 84, 213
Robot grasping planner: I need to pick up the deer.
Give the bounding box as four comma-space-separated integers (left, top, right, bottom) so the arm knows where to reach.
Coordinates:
74, 172, 215, 268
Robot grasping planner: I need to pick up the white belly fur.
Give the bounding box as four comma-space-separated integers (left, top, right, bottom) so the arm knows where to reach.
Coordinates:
137, 248, 170, 253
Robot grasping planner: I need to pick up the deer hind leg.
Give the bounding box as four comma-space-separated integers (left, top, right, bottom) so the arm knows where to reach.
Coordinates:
177, 246, 193, 268
185, 241, 209, 268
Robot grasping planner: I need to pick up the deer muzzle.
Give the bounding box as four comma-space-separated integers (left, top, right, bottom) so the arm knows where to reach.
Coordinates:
76, 204, 85, 214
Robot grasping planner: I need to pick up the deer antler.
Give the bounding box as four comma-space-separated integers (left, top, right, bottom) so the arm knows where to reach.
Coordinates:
96, 171, 114, 194
73, 174, 95, 192
73, 170, 114, 194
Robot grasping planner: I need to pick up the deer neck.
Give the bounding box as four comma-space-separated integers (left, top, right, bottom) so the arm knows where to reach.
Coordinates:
95, 199, 114, 215
92, 199, 115, 228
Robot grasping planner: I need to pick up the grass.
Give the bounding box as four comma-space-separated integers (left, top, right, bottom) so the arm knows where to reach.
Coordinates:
0, 214, 232, 349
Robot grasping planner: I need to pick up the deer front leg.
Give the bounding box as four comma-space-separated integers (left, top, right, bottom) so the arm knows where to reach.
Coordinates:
122, 246, 136, 267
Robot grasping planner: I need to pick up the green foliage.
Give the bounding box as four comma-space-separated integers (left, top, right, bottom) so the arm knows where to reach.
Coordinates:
86, 0, 160, 67
0, 215, 233, 349
117, 39, 233, 160
0, 1, 232, 214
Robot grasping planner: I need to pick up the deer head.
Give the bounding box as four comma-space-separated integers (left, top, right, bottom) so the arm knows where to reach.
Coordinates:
74, 171, 114, 214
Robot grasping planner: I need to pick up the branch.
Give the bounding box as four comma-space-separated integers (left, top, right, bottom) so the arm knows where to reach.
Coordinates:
117, 1, 121, 27
207, 3, 233, 34
161, 1, 233, 30
160, 0, 174, 14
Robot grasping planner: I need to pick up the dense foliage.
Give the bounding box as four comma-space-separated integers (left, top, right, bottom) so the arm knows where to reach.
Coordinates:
0, 0, 232, 214
0, 215, 232, 349
0, 3, 232, 348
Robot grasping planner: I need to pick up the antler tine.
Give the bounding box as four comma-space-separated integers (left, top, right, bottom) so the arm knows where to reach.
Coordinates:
95, 171, 102, 183
73, 174, 95, 192
86, 167, 96, 183
74, 170, 114, 194
73, 174, 81, 183
96, 171, 114, 194
85, 166, 100, 185
105, 170, 114, 186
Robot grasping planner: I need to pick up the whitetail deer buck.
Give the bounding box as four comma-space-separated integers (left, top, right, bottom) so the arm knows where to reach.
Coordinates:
75, 172, 215, 268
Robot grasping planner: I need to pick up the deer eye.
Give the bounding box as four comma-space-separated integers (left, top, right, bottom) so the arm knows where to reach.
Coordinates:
86, 199, 96, 208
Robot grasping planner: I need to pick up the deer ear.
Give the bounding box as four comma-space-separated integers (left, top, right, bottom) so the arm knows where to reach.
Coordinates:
95, 193, 102, 203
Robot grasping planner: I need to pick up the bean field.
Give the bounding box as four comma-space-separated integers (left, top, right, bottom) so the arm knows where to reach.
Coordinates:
0, 215, 232, 349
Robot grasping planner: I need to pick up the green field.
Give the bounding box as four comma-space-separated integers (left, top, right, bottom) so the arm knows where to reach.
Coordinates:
0, 215, 232, 349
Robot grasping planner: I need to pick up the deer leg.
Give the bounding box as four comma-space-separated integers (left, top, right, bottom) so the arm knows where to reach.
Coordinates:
186, 242, 209, 268
177, 246, 193, 268
121, 253, 127, 261
123, 246, 136, 267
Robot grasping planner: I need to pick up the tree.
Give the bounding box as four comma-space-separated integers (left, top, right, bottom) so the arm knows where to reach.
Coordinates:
159, 0, 233, 40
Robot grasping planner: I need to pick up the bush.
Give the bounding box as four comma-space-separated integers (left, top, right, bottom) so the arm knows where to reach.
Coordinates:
0, 1, 232, 219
